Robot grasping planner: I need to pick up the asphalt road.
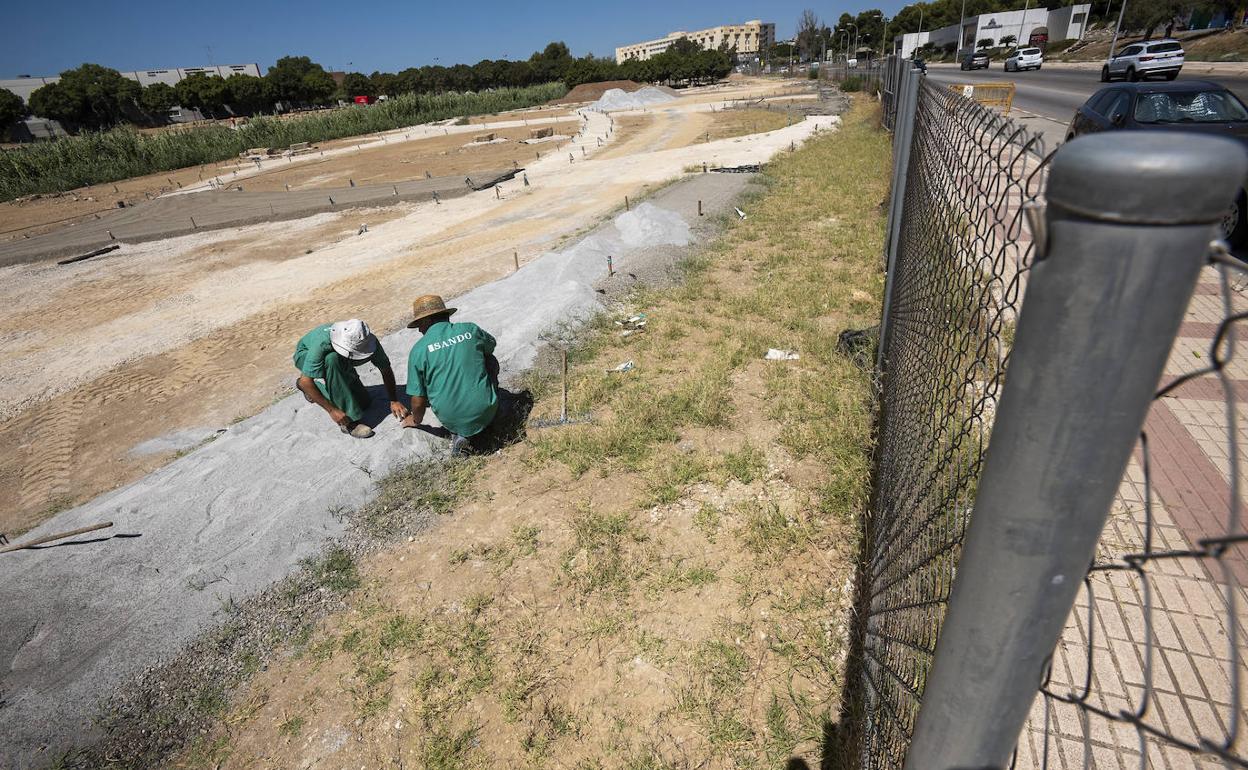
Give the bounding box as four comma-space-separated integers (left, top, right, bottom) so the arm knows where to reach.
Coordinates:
926, 63, 1248, 135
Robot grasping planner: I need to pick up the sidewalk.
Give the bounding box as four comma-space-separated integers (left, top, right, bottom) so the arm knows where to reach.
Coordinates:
1016, 263, 1248, 768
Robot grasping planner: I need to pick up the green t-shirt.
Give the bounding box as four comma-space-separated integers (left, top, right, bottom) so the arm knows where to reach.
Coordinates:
406, 320, 498, 437
293, 325, 390, 378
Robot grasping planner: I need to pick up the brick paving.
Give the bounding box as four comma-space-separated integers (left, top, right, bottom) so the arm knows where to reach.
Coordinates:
1014, 265, 1248, 768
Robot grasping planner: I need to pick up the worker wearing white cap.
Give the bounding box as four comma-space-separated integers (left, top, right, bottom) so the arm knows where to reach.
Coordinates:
293, 319, 409, 438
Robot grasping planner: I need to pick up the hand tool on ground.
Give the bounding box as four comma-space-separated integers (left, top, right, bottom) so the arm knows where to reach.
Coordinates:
0, 521, 114, 554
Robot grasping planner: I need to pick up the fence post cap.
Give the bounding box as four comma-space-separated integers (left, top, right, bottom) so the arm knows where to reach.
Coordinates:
1049, 133, 1246, 225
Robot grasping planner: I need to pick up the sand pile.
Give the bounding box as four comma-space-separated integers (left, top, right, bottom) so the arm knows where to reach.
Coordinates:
554, 79, 643, 104
591, 86, 678, 112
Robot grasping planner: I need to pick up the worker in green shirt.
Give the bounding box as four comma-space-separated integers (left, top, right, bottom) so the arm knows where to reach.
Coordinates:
400, 295, 499, 455
294, 319, 409, 439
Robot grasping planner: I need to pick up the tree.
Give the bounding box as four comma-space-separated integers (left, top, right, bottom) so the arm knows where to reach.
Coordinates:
26, 64, 140, 130
301, 70, 336, 103
266, 55, 334, 104
175, 73, 228, 115
139, 82, 177, 120
797, 9, 824, 61
977, 37, 995, 49
225, 74, 271, 114
0, 88, 26, 137
369, 71, 398, 97
1000, 34, 1017, 47
341, 72, 375, 98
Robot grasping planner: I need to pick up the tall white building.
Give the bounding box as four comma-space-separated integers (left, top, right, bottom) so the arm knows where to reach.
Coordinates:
615, 20, 776, 64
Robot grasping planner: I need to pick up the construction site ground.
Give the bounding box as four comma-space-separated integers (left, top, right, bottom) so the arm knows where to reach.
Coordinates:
24, 96, 880, 770
0, 77, 835, 537
0, 77, 849, 768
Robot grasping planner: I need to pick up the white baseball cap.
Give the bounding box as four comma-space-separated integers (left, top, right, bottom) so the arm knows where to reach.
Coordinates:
329, 319, 378, 360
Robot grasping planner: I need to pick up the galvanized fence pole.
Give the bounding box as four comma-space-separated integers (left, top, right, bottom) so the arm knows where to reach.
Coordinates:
901, 133, 1247, 769
876, 65, 922, 373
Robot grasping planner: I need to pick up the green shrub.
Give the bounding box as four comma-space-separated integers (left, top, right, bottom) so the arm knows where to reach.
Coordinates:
840, 75, 864, 93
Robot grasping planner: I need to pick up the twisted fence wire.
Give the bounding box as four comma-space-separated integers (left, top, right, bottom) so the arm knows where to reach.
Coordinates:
855, 79, 1050, 770
1020, 245, 1248, 769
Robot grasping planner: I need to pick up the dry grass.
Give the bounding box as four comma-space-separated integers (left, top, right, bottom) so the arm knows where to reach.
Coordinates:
698, 109, 793, 143
172, 99, 890, 770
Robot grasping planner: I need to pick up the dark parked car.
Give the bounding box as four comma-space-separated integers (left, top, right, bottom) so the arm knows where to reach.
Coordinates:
960, 52, 990, 70
1067, 80, 1248, 246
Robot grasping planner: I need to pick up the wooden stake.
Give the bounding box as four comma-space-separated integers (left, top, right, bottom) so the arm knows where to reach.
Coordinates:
0, 521, 114, 554
625, 195, 630, 211
513, 251, 520, 271
698, 200, 703, 216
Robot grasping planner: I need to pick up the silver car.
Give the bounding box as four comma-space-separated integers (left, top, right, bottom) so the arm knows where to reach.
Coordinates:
1101, 39, 1185, 82
1004, 47, 1043, 72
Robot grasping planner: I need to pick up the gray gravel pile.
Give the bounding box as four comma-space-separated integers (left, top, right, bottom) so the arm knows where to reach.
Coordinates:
590, 86, 677, 112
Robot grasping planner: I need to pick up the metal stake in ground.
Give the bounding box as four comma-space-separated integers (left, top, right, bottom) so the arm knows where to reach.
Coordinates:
607, 255, 614, 277
514, 251, 520, 271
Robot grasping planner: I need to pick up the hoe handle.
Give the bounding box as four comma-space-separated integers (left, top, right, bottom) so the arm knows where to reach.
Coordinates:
0, 521, 114, 554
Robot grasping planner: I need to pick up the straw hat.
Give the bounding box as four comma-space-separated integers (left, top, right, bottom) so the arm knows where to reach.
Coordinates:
329, 319, 378, 360
407, 294, 457, 328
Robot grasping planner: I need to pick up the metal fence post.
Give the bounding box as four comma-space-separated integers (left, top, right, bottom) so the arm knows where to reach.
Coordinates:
901, 132, 1247, 769
876, 65, 922, 373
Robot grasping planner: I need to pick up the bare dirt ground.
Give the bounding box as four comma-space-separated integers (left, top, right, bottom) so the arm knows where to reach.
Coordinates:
0, 77, 834, 535
0, 106, 574, 239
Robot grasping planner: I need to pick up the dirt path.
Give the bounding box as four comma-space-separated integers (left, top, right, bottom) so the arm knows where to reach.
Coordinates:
0, 78, 829, 535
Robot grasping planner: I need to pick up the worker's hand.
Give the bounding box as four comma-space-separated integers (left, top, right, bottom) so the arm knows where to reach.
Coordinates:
399, 413, 419, 429
390, 401, 411, 421
329, 408, 351, 428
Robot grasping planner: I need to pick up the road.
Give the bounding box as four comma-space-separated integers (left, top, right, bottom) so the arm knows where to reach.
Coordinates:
925, 63, 1248, 140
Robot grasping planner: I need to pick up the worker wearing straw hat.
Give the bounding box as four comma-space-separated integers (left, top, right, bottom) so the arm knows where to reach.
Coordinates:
401, 295, 499, 455
294, 319, 409, 439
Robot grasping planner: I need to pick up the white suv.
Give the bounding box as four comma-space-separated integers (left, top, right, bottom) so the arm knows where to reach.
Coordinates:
1102, 39, 1185, 81
1004, 47, 1043, 72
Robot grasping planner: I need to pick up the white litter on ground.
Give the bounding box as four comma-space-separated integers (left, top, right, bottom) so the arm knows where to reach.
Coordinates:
590, 86, 677, 112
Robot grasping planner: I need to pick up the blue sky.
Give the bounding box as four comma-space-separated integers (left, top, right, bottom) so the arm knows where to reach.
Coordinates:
2, 0, 905, 78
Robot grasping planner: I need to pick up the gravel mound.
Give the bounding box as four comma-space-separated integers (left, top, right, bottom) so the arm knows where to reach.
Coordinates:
590, 86, 678, 112
554, 80, 643, 104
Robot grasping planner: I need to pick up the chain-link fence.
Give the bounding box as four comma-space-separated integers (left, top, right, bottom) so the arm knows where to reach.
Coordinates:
853, 70, 1050, 770
1021, 247, 1248, 769
848, 57, 1248, 770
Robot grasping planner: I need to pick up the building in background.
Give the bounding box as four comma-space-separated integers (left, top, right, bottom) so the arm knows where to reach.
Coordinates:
0, 63, 262, 104
895, 4, 1089, 58
615, 20, 776, 64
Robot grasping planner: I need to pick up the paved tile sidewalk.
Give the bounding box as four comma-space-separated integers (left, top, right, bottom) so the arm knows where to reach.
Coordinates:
1015, 266, 1248, 769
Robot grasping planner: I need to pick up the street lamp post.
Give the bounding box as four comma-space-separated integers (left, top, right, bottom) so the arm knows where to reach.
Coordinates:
958, 0, 969, 55
1014, 0, 1031, 51
850, 22, 859, 63
1108, 0, 1129, 61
